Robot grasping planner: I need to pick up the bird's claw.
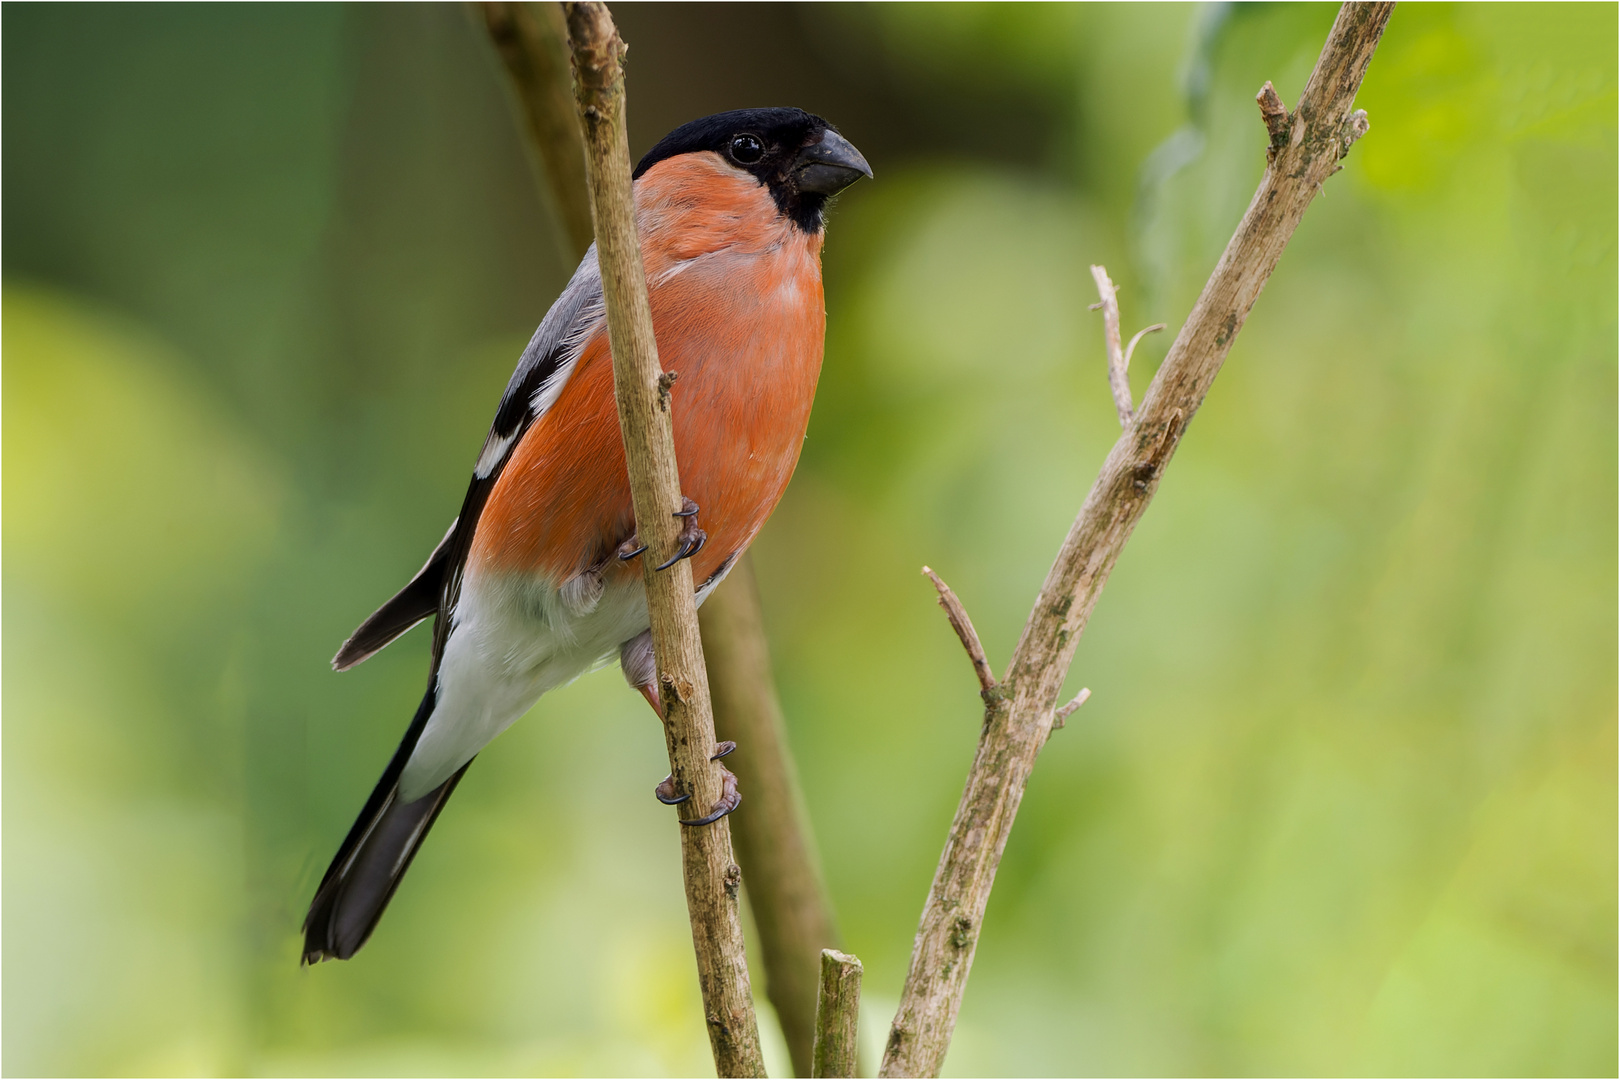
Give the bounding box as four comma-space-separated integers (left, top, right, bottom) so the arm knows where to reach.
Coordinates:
653, 742, 740, 823
618, 535, 647, 561
680, 764, 741, 827
654, 775, 690, 805
654, 498, 707, 571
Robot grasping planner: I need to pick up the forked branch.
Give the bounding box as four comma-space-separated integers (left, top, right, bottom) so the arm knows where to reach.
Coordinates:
1089, 264, 1166, 427
881, 4, 1393, 1075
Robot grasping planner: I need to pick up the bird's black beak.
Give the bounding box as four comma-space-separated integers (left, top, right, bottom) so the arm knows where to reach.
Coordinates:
795, 129, 873, 196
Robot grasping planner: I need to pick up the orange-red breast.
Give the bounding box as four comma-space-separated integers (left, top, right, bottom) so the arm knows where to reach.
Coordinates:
303, 108, 870, 962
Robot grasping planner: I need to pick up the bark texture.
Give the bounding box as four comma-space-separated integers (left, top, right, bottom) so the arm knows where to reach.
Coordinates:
478, 6, 839, 1071
563, 3, 765, 1074
812, 950, 864, 1079
879, 4, 1394, 1076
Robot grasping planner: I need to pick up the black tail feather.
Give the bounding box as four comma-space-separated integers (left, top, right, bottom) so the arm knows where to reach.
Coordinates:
302, 687, 470, 963
331, 522, 455, 672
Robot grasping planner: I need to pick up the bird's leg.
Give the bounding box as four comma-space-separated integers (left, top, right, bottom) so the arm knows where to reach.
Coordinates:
625, 667, 692, 806
654, 497, 707, 571
618, 592, 734, 823
618, 633, 687, 805
637, 679, 663, 719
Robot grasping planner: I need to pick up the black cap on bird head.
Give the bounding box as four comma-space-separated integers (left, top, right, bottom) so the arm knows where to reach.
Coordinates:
634, 107, 873, 233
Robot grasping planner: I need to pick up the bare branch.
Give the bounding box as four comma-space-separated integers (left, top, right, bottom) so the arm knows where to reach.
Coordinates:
1052, 688, 1092, 729
1089, 265, 1133, 426
478, 1, 594, 259
1093, 268, 1165, 427
812, 949, 864, 1078
703, 555, 841, 1077
1123, 322, 1167, 371
881, 5, 1394, 1076
563, 4, 764, 1074
922, 566, 997, 697
487, 2, 842, 1069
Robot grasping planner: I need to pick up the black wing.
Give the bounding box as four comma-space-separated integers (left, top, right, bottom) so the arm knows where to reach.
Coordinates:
328, 249, 605, 672
303, 249, 607, 963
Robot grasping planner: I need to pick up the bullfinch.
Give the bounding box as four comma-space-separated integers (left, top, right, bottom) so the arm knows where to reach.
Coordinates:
303, 108, 871, 963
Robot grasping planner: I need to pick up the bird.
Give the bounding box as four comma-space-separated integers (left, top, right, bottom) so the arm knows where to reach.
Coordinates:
302, 108, 871, 963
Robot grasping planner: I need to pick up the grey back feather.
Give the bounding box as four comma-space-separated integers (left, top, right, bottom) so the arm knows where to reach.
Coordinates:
331, 246, 606, 674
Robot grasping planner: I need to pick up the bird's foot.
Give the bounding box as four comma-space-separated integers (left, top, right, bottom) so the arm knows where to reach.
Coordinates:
680, 763, 740, 827
655, 498, 707, 571
652, 741, 741, 826
616, 499, 706, 571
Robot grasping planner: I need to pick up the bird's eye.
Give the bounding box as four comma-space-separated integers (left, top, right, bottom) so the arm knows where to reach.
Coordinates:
729, 133, 765, 165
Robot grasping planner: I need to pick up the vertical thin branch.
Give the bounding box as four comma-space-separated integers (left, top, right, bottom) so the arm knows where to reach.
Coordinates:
1089, 265, 1133, 426
880, 4, 1393, 1076
478, 1, 594, 258
812, 950, 864, 1079
703, 555, 841, 1077
1092, 265, 1166, 429
563, 3, 765, 1075
485, 4, 838, 1071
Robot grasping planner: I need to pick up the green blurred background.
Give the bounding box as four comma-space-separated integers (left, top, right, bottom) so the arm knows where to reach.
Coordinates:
4, 3, 1614, 1075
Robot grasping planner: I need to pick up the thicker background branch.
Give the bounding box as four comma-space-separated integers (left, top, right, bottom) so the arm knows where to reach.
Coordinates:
479, 1, 593, 258
703, 559, 841, 1077
880, 4, 1395, 1075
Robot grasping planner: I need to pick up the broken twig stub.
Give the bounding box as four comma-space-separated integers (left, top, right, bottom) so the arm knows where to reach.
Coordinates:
922, 566, 998, 698
812, 949, 864, 1078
